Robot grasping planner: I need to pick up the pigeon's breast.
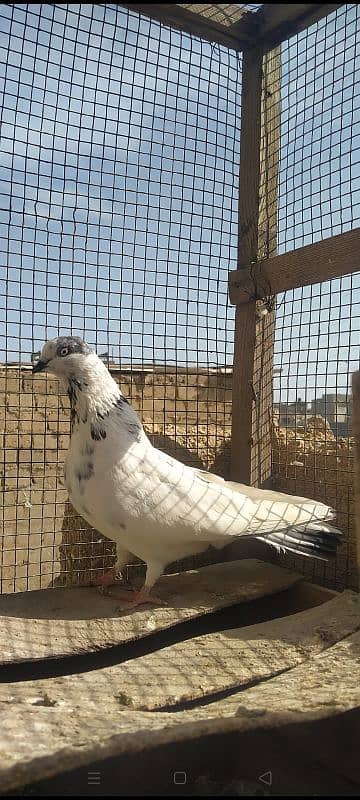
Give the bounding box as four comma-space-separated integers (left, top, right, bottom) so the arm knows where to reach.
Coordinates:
64, 437, 96, 514
64, 421, 148, 532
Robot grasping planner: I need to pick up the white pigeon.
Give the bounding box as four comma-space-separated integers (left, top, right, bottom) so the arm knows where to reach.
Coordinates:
33, 336, 343, 606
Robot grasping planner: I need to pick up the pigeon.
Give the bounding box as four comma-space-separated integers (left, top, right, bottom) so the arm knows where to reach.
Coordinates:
33, 336, 343, 606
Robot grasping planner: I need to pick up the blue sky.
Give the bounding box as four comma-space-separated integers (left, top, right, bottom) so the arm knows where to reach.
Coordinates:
0, 3, 359, 401
0, 2, 240, 369
274, 2, 360, 401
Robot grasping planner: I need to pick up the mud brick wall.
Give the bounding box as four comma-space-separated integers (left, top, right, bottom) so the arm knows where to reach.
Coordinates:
272, 416, 357, 591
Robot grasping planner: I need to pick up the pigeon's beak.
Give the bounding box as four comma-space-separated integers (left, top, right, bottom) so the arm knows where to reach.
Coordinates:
32, 359, 48, 374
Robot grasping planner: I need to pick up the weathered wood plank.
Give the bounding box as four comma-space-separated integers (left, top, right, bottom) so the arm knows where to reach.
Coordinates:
115, 590, 360, 710
352, 371, 360, 592
2, 700, 356, 796
231, 303, 257, 483
1, 604, 359, 794
0, 559, 301, 664
251, 46, 281, 487
230, 46, 263, 483
257, 4, 344, 51
117, 4, 342, 54
229, 227, 360, 305
1, 591, 358, 713
210, 626, 360, 722
230, 45, 281, 488
118, 4, 255, 51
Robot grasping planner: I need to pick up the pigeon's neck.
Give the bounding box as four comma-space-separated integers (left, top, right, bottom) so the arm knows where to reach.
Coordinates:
64, 354, 134, 427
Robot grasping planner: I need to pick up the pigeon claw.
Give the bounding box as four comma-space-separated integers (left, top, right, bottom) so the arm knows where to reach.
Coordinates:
94, 567, 118, 595
115, 585, 165, 612
127, 586, 164, 608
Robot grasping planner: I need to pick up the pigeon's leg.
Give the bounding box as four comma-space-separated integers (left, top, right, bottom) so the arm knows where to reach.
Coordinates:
126, 561, 165, 607
95, 546, 130, 594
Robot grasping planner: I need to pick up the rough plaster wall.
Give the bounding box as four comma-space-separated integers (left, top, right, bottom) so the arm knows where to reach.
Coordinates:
272, 417, 357, 591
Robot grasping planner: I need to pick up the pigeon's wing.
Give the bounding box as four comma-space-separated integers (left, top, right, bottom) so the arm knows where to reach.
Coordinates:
136, 450, 336, 544
124, 448, 257, 543
183, 468, 259, 541
194, 470, 334, 518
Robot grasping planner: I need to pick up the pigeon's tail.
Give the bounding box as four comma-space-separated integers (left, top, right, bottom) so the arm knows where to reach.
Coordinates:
235, 484, 344, 560
255, 519, 343, 560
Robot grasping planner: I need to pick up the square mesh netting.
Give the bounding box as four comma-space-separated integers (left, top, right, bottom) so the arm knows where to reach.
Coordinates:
0, 3, 241, 592
272, 3, 360, 590
0, 2, 358, 596
178, 4, 262, 28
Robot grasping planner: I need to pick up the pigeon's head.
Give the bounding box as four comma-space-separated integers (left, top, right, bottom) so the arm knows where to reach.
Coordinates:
33, 336, 93, 379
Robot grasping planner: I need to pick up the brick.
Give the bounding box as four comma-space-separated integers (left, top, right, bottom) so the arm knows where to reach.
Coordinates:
1, 377, 21, 393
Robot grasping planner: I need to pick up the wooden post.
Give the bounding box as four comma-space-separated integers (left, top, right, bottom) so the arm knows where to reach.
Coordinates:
352, 372, 360, 591
230, 46, 281, 487
251, 46, 281, 488
230, 46, 263, 484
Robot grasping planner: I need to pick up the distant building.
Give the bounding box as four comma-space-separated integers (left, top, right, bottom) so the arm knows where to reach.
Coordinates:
274, 397, 307, 428
311, 393, 352, 436
274, 392, 352, 436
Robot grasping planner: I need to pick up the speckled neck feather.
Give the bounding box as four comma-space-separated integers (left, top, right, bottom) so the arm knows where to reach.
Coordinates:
65, 353, 143, 440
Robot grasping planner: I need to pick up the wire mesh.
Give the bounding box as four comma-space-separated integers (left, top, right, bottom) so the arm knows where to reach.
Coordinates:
0, 3, 241, 592
271, 3, 360, 590
0, 2, 359, 597
278, 4, 360, 252
178, 4, 262, 28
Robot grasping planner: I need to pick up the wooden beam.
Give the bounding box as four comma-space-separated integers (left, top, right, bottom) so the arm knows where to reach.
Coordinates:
230, 47, 263, 484
117, 4, 256, 51
230, 45, 281, 487
251, 46, 281, 488
256, 3, 344, 51
117, 4, 343, 54
229, 228, 360, 305
352, 371, 360, 592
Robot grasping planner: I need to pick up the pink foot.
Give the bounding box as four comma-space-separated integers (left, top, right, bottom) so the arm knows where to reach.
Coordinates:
94, 568, 118, 594
121, 585, 164, 609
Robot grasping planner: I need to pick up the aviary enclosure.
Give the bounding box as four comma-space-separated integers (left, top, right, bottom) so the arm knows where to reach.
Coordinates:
1, 2, 359, 593
1, 4, 360, 796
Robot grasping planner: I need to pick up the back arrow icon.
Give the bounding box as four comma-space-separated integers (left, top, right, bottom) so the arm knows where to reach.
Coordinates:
258, 771, 272, 786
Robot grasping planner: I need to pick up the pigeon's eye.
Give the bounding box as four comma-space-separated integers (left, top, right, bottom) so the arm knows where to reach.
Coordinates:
60, 346, 69, 357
